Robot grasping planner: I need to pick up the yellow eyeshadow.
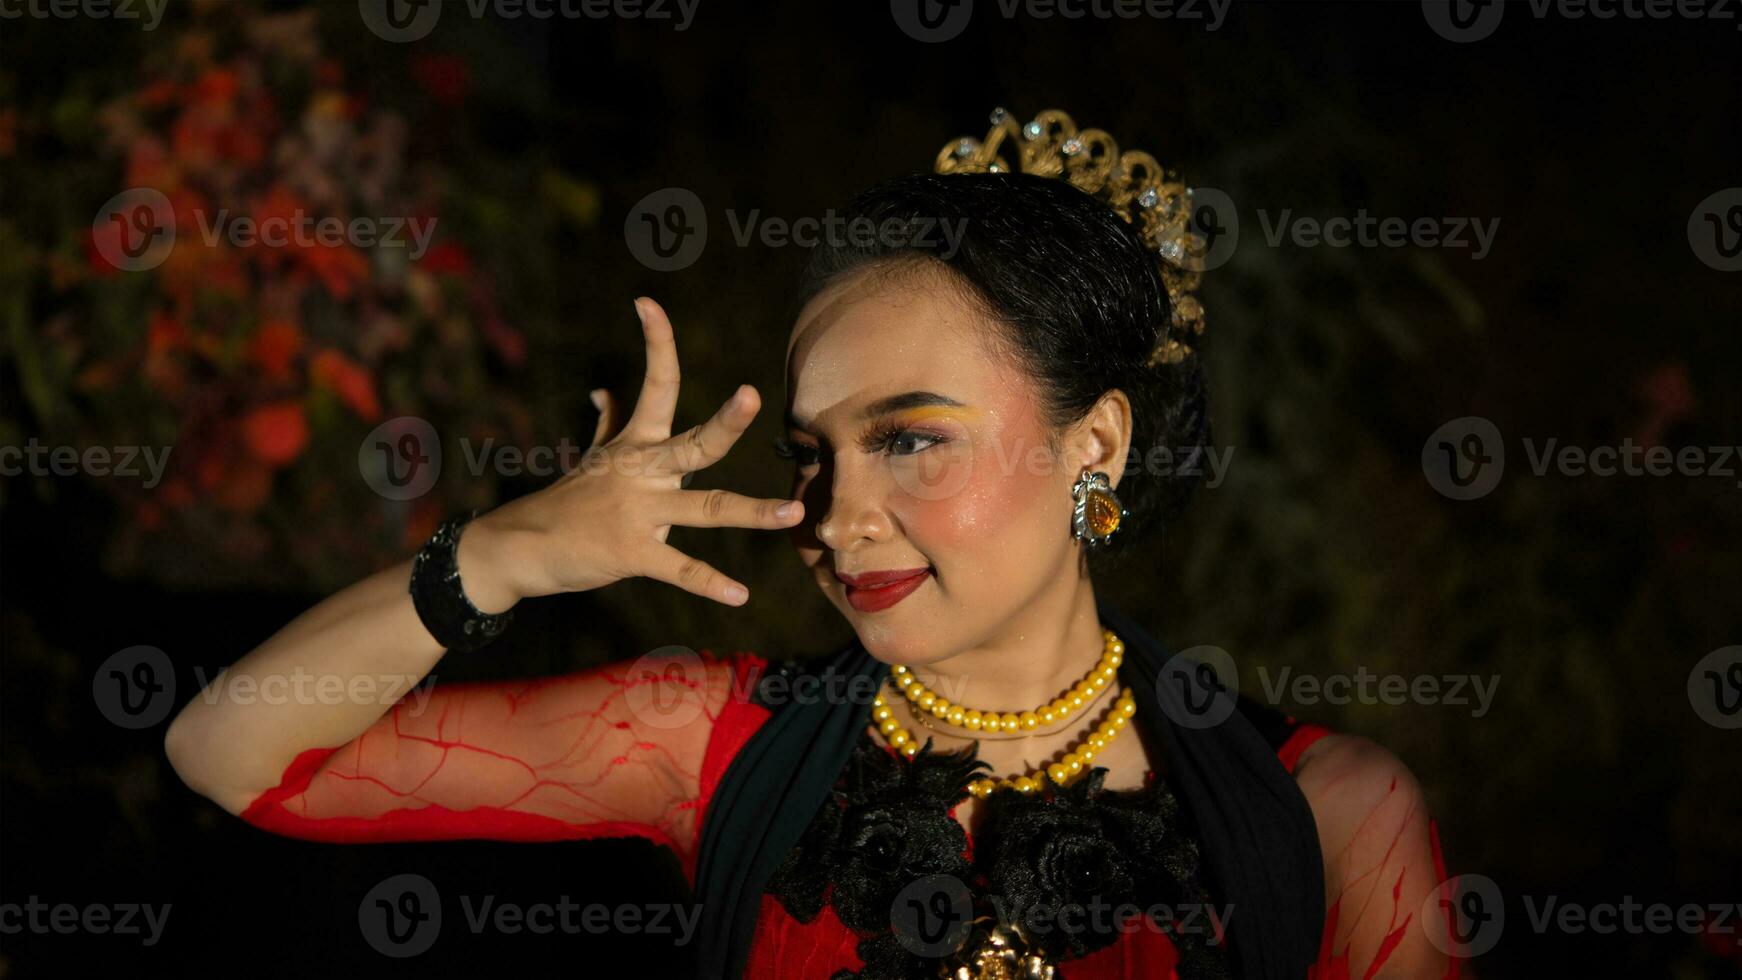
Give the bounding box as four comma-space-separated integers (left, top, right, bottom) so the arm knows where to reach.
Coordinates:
892, 405, 986, 424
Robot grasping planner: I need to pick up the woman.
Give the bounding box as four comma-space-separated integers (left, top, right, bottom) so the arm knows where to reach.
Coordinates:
165, 109, 1458, 979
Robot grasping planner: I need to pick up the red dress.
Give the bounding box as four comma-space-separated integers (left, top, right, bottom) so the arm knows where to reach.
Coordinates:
238, 650, 1458, 978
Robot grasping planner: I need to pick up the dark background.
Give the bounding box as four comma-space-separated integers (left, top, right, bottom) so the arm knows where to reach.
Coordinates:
3, 0, 1740, 977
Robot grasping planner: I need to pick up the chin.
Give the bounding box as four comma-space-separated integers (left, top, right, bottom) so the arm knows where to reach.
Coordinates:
849, 616, 961, 670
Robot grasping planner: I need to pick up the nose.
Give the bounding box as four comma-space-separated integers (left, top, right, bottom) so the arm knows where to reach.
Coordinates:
813, 462, 892, 552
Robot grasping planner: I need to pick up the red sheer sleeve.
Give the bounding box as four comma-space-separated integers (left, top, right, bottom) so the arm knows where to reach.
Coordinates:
237, 648, 771, 885
1295, 733, 1461, 980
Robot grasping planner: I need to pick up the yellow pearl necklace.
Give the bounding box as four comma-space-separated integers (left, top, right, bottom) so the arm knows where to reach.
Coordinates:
888, 628, 1125, 734
872, 686, 1137, 798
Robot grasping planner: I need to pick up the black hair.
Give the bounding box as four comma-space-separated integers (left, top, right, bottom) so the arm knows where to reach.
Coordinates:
791, 171, 1211, 573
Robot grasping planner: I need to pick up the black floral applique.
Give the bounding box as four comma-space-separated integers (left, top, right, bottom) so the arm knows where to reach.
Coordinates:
977, 766, 1228, 977
766, 734, 986, 933
765, 730, 1230, 980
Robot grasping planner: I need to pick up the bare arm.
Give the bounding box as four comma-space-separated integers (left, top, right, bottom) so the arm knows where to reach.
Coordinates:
163, 297, 803, 830
163, 552, 458, 816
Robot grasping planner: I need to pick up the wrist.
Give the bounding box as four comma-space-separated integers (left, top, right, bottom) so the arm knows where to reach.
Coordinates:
452, 515, 524, 615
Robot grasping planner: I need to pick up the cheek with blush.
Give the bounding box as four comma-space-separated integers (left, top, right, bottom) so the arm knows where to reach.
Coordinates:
900, 434, 1065, 570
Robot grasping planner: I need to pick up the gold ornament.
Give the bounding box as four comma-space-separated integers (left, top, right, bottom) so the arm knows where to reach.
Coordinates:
934, 107, 1208, 366
943, 916, 1056, 979
1070, 470, 1128, 548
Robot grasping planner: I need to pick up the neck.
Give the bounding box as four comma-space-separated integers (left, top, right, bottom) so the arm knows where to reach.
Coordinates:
906, 572, 1106, 715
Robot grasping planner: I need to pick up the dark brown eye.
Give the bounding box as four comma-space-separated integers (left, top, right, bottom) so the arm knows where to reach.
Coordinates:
773, 437, 821, 467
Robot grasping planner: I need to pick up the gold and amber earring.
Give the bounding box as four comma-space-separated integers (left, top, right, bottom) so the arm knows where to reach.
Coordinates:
1070, 469, 1127, 548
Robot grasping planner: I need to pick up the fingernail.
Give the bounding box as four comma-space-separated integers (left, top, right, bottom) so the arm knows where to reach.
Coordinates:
632, 299, 646, 322
726, 585, 749, 605
776, 501, 799, 519
589, 389, 604, 410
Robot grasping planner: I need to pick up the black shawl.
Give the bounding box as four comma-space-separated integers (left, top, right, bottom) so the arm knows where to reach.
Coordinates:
693, 594, 1324, 978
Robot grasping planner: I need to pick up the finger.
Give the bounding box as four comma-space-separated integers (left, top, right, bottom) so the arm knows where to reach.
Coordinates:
663, 383, 759, 473
589, 388, 619, 447
668, 487, 803, 530
642, 543, 750, 606
625, 297, 680, 443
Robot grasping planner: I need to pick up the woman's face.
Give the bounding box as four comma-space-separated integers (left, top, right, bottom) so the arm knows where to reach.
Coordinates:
782, 265, 1118, 667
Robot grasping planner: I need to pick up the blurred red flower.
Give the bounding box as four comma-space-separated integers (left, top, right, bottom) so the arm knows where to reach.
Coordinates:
248, 319, 303, 380
412, 54, 471, 107
310, 348, 382, 422
242, 400, 310, 468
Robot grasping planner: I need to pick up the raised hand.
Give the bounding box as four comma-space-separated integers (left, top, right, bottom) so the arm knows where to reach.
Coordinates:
460, 297, 803, 608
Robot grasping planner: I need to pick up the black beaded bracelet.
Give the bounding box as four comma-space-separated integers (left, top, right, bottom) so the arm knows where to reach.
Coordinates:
409, 514, 514, 652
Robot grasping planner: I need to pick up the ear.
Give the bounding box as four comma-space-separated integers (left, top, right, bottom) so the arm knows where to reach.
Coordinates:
1063, 389, 1135, 491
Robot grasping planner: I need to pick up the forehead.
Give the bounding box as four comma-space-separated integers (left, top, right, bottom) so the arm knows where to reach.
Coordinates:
785, 267, 1016, 427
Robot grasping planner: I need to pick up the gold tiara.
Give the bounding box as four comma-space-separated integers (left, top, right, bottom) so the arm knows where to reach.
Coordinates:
934, 107, 1207, 366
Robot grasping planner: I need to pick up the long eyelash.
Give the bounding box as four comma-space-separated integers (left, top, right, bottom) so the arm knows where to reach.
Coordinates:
860, 420, 946, 456
772, 425, 946, 467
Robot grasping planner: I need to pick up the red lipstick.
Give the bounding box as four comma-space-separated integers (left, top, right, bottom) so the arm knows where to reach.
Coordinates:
836, 567, 932, 613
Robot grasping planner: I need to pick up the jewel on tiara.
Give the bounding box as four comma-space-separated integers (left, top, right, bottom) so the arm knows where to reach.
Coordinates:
934, 107, 1208, 366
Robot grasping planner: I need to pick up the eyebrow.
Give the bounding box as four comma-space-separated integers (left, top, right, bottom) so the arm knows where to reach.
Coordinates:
785, 391, 967, 434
